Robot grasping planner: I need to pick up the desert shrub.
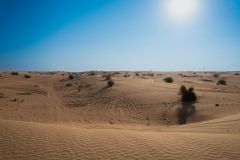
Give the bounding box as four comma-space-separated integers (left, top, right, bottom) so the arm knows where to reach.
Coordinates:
24, 74, 31, 78
68, 74, 74, 80
235, 73, 239, 76
179, 85, 197, 102
65, 83, 72, 87
217, 79, 226, 85
104, 74, 111, 81
177, 87, 197, 124
124, 74, 130, 77
213, 73, 219, 78
88, 71, 95, 76
11, 72, 18, 75
163, 77, 173, 83
135, 72, 139, 76
0, 93, 4, 98
148, 73, 154, 76
107, 79, 114, 87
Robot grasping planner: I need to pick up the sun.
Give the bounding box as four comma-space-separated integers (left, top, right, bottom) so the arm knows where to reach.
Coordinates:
164, 0, 201, 23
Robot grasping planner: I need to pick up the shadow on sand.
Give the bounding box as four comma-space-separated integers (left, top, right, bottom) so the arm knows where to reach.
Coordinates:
177, 102, 196, 125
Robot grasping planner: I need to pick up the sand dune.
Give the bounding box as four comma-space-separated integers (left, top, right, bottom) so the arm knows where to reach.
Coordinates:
0, 71, 240, 159
1, 120, 240, 160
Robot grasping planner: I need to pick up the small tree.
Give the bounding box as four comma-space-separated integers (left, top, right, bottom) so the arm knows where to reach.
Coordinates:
177, 85, 197, 124
179, 85, 197, 102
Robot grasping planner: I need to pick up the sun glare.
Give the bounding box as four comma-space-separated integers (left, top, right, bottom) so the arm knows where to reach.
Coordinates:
164, 0, 201, 23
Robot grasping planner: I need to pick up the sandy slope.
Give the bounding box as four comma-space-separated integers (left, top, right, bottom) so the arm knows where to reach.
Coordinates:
0, 71, 240, 159
1, 120, 240, 160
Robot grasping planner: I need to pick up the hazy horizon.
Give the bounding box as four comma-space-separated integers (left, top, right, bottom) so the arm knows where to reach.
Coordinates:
1, 0, 240, 71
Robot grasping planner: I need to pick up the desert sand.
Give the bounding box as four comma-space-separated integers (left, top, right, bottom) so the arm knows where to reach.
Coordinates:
0, 71, 240, 160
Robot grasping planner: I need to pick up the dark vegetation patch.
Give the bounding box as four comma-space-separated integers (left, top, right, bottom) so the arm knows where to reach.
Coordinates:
124, 74, 130, 77
10, 98, 17, 102
217, 79, 227, 85
148, 73, 154, 76
179, 74, 189, 77
68, 74, 74, 80
24, 74, 31, 78
66, 83, 73, 87
11, 72, 18, 75
213, 73, 219, 78
163, 77, 173, 83
177, 85, 197, 125
201, 79, 214, 82
16, 92, 32, 95
179, 85, 197, 102
109, 121, 114, 124
88, 71, 96, 76
107, 79, 114, 88
103, 74, 111, 81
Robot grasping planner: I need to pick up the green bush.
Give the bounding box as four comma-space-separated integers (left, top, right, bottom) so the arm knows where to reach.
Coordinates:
11, 72, 18, 75
107, 80, 114, 87
88, 71, 95, 76
68, 74, 74, 80
163, 77, 173, 83
179, 85, 197, 102
148, 73, 154, 76
217, 79, 226, 85
24, 74, 31, 78
66, 83, 73, 87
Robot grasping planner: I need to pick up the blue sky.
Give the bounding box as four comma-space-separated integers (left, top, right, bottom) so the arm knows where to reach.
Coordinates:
0, 0, 240, 71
